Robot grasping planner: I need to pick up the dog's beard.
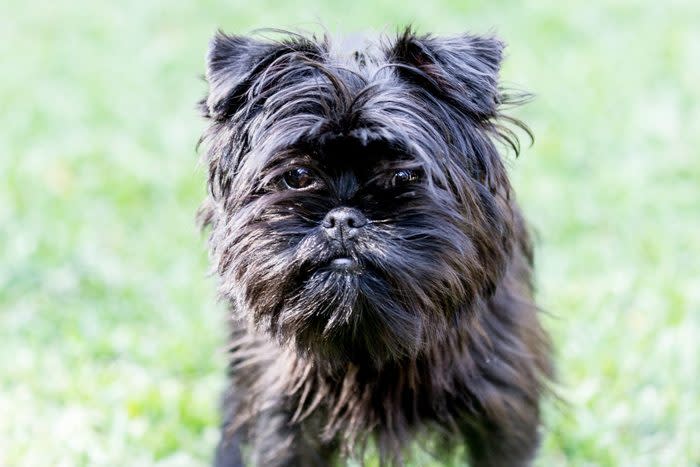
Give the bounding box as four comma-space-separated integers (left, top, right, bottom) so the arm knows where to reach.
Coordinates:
217, 182, 510, 368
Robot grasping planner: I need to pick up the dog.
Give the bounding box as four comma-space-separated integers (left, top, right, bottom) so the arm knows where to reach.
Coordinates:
197, 27, 552, 466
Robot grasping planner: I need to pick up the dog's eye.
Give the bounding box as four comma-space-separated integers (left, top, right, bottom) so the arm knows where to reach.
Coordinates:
282, 167, 315, 190
390, 169, 420, 188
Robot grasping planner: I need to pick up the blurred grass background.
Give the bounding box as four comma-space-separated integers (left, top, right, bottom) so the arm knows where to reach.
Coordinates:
1, 0, 699, 465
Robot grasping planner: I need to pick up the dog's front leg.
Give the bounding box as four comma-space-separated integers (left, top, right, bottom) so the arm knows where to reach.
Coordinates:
249, 407, 336, 467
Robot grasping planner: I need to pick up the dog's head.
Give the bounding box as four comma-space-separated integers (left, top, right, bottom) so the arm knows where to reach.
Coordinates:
199, 28, 528, 367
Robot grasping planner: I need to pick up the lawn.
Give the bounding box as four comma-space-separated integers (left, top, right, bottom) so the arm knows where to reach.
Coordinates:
1, 0, 698, 465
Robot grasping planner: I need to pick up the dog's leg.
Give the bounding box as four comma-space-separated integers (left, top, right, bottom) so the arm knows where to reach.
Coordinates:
462, 372, 543, 467
249, 407, 336, 467
214, 388, 244, 467
463, 264, 550, 467
214, 432, 244, 467
465, 420, 541, 467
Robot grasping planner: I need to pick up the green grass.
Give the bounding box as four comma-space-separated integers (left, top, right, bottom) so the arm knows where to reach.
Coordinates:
1, 0, 699, 465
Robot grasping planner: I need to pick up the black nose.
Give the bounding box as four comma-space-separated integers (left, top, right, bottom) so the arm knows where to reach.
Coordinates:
322, 207, 367, 241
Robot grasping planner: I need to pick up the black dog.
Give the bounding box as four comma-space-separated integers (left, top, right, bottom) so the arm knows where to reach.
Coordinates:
198, 27, 552, 466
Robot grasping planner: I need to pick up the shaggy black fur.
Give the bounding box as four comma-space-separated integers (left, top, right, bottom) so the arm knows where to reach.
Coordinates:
197, 27, 552, 467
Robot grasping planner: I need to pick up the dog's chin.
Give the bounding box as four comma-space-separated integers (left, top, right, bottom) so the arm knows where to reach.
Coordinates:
275, 257, 430, 368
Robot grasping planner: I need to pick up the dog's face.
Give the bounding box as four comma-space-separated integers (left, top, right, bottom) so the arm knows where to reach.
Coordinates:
199, 29, 524, 367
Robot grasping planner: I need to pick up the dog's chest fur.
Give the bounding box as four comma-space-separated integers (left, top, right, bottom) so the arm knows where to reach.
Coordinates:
225, 247, 545, 461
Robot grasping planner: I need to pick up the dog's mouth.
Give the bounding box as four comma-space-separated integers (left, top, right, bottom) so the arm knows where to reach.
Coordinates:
322, 256, 361, 273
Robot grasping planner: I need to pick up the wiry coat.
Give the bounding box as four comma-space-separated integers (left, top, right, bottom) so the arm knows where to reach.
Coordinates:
198, 28, 552, 467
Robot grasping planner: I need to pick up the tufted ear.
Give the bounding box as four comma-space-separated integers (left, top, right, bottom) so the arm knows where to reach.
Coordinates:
386, 28, 505, 119
202, 31, 279, 121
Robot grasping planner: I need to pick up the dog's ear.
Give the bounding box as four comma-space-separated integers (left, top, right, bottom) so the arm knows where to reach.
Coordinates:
202, 31, 329, 121
387, 28, 504, 119
202, 31, 279, 121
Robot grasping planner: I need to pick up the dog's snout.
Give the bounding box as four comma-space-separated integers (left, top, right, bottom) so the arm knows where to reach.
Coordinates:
322, 207, 367, 240
324, 208, 367, 229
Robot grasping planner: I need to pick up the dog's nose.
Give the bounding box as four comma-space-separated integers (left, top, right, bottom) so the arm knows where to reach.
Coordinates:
322, 207, 367, 241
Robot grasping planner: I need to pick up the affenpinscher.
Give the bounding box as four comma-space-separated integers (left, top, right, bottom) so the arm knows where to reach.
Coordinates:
197, 27, 552, 467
